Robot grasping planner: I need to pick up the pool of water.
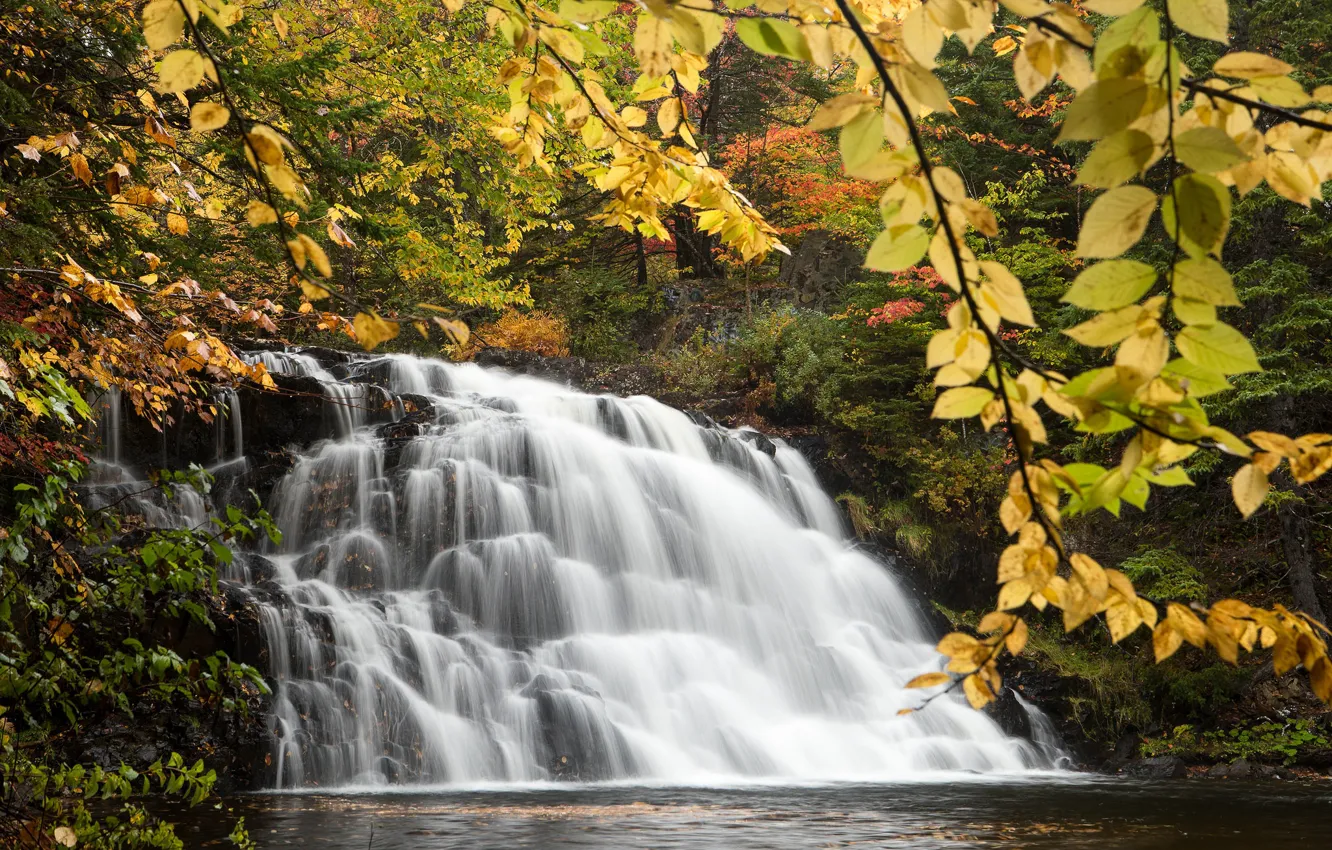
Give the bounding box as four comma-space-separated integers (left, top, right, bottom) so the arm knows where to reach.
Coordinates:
179, 776, 1332, 848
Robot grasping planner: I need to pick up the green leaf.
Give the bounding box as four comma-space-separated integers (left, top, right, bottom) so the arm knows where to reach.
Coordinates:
1174, 126, 1246, 173
1063, 260, 1157, 310
931, 386, 994, 419
1122, 473, 1150, 509
735, 18, 812, 63
1162, 358, 1233, 396
1075, 130, 1157, 189
1171, 257, 1240, 306
1176, 322, 1261, 375
1094, 7, 1160, 74
1173, 297, 1218, 326
839, 108, 882, 170
865, 224, 930, 272
1143, 466, 1194, 486
1076, 186, 1157, 258
1161, 173, 1230, 257
1057, 78, 1149, 143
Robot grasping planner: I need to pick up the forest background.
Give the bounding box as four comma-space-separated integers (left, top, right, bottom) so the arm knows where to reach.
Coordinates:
3, 0, 1332, 845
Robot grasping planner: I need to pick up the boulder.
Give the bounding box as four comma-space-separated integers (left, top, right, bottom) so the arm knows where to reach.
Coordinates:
778, 229, 865, 311
1123, 756, 1187, 779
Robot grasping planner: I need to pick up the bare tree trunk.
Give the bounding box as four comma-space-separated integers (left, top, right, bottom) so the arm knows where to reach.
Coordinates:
1278, 482, 1328, 625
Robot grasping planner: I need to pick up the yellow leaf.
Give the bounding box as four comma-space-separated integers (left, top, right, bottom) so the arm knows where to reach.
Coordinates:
805, 93, 876, 132
1245, 75, 1310, 108
1172, 257, 1240, 306
1311, 657, 1332, 704
1231, 462, 1268, 518
1064, 303, 1142, 347
156, 49, 205, 95
166, 212, 188, 235
1076, 130, 1156, 190
620, 106, 648, 128
901, 4, 944, 68
1115, 323, 1168, 384
286, 237, 307, 270
1056, 79, 1149, 144
354, 312, 400, 350
298, 233, 332, 278
865, 224, 929, 272
1167, 0, 1228, 43
1006, 617, 1029, 656
246, 125, 287, 167
299, 280, 330, 301
633, 14, 673, 78
245, 200, 277, 227
189, 102, 231, 132
1082, 0, 1146, 12
1167, 602, 1208, 646
979, 261, 1034, 326
657, 97, 681, 136
1212, 51, 1293, 79
932, 386, 994, 419
142, 0, 185, 50
539, 27, 585, 64
1105, 597, 1143, 643
433, 317, 471, 346
905, 671, 950, 689
963, 673, 996, 709
53, 825, 77, 848
1070, 553, 1109, 601
999, 494, 1031, 534
937, 632, 980, 657
1153, 621, 1184, 661
273, 11, 290, 41
1063, 260, 1156, 310
1075, 186, 1157, 258
70, 153, 93, 186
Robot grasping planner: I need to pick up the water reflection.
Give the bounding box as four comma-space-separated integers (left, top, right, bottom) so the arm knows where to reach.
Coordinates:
180, 778, 1332, 848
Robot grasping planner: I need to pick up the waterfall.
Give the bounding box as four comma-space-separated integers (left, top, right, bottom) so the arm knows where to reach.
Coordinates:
84, 386, 210, 530
1013, 691, 1072, 768
232, 350, 1056, 788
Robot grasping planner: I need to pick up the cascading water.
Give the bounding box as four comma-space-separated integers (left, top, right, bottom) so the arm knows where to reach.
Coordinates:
228, 350, 1056, 788
88, 348, 1058, 788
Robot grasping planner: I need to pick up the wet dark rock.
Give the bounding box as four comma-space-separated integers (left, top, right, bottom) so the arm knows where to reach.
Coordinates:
1208, 763, 1230, 778
684, 410, 720, 430
736, 428, 777, 457
1229, 757, 1252, 778
520, 675, 638, 781
240, 373, 329, 454
1123, 756, 1187, 779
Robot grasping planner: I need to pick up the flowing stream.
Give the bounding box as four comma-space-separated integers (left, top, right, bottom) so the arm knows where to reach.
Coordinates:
96, 349, 1061, 789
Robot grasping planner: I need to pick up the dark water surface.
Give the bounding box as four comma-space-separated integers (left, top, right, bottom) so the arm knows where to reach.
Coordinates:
181, 777, 1332, 848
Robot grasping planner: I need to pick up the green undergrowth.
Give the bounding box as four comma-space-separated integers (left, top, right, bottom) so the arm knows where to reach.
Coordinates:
1139, 719, 1332, 765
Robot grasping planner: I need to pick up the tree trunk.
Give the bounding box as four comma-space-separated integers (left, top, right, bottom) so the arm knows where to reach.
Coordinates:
634, 231, 648, 290
671, 212, 722, 279
1278, 483, 1328, 624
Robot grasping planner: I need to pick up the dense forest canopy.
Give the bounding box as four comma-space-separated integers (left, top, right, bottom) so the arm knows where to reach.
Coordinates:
4, 0, 1332, 845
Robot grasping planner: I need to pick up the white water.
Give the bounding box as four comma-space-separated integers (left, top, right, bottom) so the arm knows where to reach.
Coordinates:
227, 351, 1056, 789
